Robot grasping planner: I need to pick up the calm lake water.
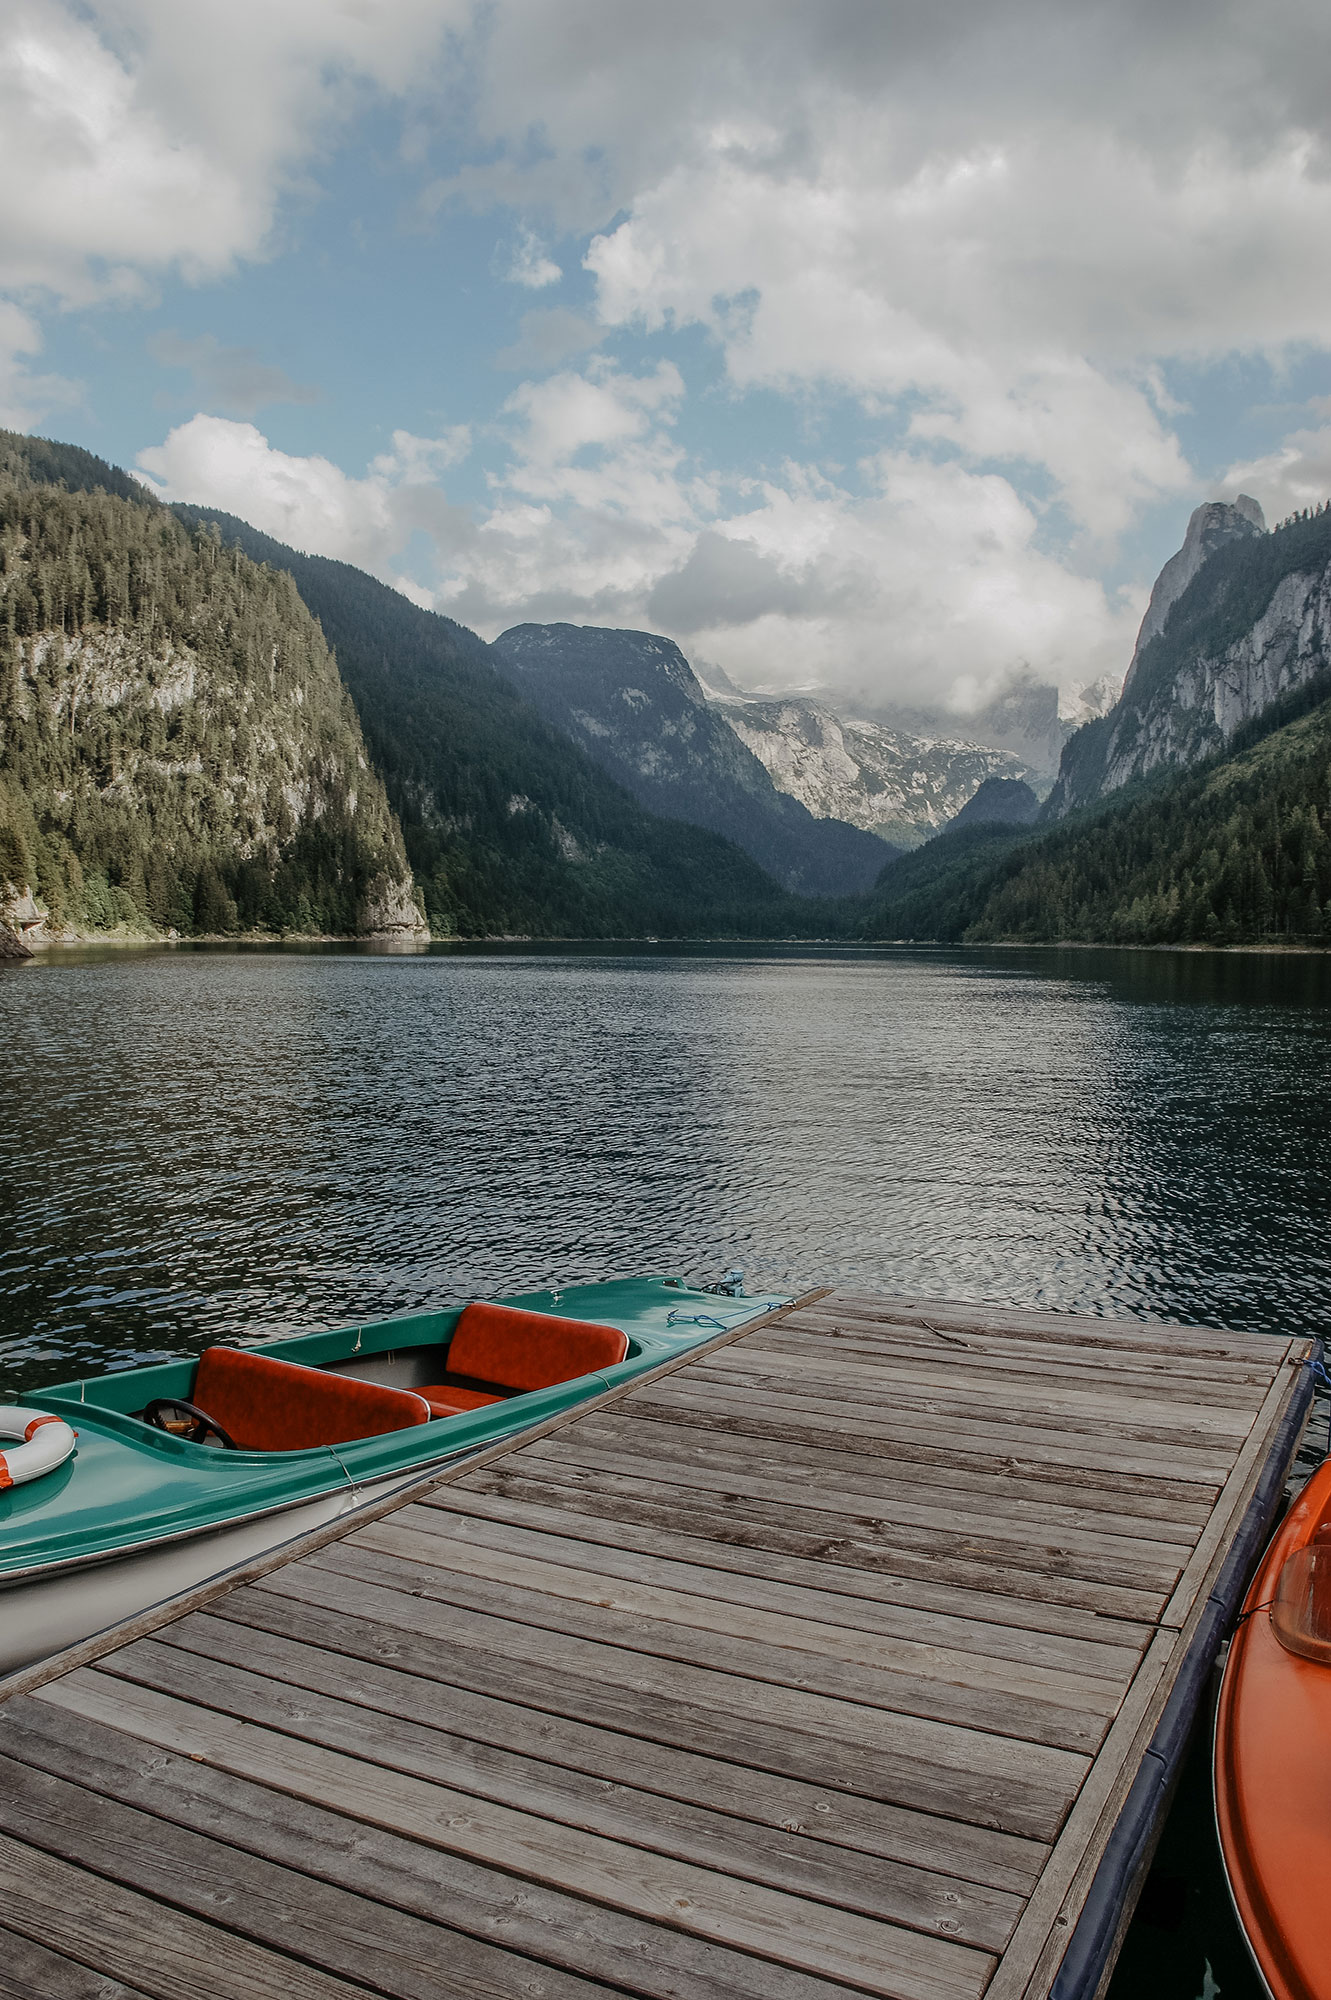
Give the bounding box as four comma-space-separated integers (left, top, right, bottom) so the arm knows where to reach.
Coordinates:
3, 938, 1330, 2000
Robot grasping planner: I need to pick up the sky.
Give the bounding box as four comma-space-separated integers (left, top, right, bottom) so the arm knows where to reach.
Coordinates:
5, 0, 1331, 722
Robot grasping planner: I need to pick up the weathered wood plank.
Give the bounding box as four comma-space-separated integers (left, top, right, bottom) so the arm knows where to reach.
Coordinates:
0, 1830, 375, 2000
458, 1462, 1166, 1621
516, 1439, 1187, 1592
349, 1515, 1128, 1715
35, 1674, 996, 2000
1, 1691, 878, 2000
0, 1926, 151, 2000
563, 1410, 1204, 1546
307, 1535, 1112, 1752
691, 1347, 1253, 1446
285, 1549, 1103, 1785
209, 1572, 1089, 1840
1158, 1347, 1304, 1631
653, 1371, 1234, 1486
85, 1637, 1025, 1953
432, 1480, 1159, 1640
980, 1629, 1182, 2000
815, 1296, 1275, 1363
408, 1498, 1150, 1676
757, 1319, 1274, 1405
614, 1391, 1219, 1518
772, 1306, 1279, 1385
0, 1748, 587, 2000
150, 1611, 1047, 1895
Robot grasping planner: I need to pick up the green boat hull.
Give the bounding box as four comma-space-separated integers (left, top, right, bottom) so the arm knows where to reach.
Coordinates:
0, 1276, 789, 1677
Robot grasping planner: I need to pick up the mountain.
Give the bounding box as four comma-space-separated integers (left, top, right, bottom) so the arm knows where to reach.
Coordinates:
0, 434, 422, 947
1050, 498, 1331, 816
701, 685, 1028, 848
861, 670, 1331, 947
864, 674, 1099, 778
1122, 495, 1265, 693
948, 776, 1041, 829
175, 515, 822, 937
491, 623, 895, 895
855, 820, 1032, 942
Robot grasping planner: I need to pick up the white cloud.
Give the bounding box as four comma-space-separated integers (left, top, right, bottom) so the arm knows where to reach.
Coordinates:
135, 387, 1136, 713
1222, 410, 1331, 522
136, 415, 474, 590
0, 299, 79, 429
0, 0, 462, 304
502, 227, 562, 289
12, 0, 1331, 713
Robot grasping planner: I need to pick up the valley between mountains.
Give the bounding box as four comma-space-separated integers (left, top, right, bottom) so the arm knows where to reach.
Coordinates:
4, 427, 1331, 953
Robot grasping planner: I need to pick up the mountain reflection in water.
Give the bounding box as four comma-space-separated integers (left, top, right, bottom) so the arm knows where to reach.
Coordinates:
3, 940, 1330, 1397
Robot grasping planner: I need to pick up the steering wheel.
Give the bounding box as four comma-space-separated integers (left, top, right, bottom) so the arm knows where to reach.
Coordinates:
143, 1397, 238, 1449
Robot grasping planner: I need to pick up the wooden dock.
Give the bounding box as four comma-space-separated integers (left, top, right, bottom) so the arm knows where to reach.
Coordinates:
0, 1290, 1314, 2000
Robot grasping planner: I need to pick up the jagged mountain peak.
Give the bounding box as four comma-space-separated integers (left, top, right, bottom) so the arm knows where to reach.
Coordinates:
1049, 495, 1331, 817
710, 683, 1032, 848
1124, 494, 1266, 694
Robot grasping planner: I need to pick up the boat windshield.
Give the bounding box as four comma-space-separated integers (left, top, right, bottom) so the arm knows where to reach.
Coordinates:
1270, 1542, 1331, 1664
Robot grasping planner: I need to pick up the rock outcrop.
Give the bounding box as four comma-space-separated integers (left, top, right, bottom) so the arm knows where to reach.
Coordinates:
1122, 496, 1266, 694
706, 688, 1029, 848
1049, 499, 1331, 817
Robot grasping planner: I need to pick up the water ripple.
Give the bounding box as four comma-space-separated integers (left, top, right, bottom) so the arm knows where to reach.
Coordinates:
3, 940, 1331, 1393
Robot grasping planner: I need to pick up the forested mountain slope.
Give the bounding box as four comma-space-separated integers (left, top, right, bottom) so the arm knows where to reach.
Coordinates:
863, 673, 1331, 946
0, 435, 421, 943
175, 510, 817, 936
492, 623, 895, 894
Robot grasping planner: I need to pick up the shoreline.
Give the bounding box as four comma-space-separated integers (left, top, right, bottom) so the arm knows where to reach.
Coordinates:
7, 929, 1331, 959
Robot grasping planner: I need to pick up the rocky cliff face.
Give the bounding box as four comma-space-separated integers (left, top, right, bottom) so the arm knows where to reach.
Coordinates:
492, 623, 896, 896
1122, 495, 1266, 692
1049, 499, 1331, 817
706, 688, 1029, 848
0, 437, 425, 942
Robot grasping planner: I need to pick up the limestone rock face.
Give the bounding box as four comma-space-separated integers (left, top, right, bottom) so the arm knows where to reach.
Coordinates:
1106, 565, 1331, 786
0, 447, 426, 940
709, 689, 1028, 849
1122, 496, 1266, 695
360, 874, 429, 936
1049, 499, 1331, 817
0, 881, 40, 955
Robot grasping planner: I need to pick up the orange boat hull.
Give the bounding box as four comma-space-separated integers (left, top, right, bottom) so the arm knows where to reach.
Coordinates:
1215, 1456, 1331, 2000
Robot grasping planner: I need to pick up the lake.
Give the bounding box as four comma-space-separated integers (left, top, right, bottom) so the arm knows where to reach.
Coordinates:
3, 938, 1330, 2000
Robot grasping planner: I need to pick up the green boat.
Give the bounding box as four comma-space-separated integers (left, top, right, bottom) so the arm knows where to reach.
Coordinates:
0, 1275, 789, 1679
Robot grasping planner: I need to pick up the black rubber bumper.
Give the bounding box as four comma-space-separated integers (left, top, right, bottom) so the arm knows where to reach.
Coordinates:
1048, 1345, 1320, 2000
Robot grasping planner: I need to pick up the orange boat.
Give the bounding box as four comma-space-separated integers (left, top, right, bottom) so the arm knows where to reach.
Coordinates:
1215, 1453, 1331, 2000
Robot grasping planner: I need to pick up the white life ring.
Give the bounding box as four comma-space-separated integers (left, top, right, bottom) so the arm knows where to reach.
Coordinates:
0, 1407, 77, 1489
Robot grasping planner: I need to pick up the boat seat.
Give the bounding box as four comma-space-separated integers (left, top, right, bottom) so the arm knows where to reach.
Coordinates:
191, 1346, 431, 1452
418, 1302, 629, 1418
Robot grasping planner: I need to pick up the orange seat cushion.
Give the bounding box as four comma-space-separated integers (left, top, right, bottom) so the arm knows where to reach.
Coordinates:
192, 1346, 431, 1452
418, 1302, 629, 1419
419, 1386, 506, 1418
